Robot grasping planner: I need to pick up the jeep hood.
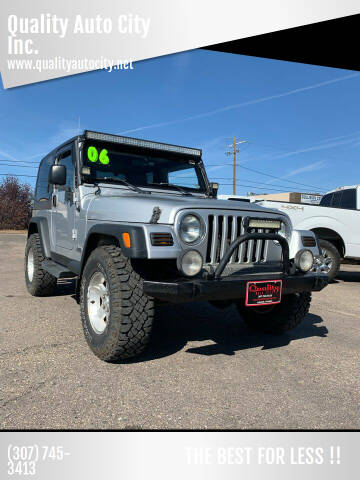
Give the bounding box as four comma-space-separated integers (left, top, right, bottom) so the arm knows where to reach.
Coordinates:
87, 189, 287, 224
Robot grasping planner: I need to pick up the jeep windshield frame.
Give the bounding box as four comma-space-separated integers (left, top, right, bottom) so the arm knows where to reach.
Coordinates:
80, 139, 209, 195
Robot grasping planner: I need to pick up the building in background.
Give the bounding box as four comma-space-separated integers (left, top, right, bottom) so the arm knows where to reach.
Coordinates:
246, 192, 323, 204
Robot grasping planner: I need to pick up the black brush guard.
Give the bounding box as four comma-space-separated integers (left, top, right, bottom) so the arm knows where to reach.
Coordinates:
143, 232, 328, 303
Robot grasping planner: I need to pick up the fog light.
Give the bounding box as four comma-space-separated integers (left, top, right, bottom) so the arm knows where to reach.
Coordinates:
177, 250, 203, 277
295, 249, 314, 272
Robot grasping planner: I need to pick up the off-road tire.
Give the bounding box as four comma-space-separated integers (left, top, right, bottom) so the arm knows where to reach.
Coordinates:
25, 233, 57, 296
80, 245, 154, 362
236, 292, 311, 334
319, 239, 340, 281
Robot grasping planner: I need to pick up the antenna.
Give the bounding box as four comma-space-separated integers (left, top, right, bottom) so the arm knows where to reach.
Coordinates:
78, 116, 81, 135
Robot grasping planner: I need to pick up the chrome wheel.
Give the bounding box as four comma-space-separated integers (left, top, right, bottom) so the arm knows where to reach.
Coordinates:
87, 272, 110, 334
312, 249, 333, 274
27, 248, 34, 282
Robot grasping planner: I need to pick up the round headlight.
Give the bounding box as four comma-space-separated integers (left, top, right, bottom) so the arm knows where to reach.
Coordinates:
179, 214, 204, 244
177, 250, 203, 277
295, 249, 314, 272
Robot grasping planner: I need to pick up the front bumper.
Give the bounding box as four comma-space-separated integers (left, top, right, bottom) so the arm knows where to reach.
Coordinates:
144, 230, 328, 303
143, 272, 328, 303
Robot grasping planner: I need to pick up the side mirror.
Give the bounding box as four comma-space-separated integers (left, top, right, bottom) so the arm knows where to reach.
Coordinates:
49, 165, 66, 186
210, 182, 219, 198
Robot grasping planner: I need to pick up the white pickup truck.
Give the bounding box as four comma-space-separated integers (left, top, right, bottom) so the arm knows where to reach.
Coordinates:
220, 185, 360, 280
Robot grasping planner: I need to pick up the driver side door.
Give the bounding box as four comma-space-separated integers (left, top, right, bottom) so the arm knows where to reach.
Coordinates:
51, 146, 76, 252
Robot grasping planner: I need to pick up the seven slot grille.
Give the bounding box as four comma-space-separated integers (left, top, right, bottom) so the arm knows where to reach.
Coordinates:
205, 214, 274, 265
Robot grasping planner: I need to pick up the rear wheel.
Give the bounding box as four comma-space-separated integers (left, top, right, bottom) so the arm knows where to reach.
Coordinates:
25, 233, 57, 296
236, 292, 311, 334
80, 245, 154, 362
313, 239, 340, 281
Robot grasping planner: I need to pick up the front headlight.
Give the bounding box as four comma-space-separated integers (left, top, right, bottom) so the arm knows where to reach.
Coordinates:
179, 214, 204, 244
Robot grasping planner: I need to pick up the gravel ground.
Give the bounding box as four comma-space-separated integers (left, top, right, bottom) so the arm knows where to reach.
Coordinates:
0, 233, 359, 430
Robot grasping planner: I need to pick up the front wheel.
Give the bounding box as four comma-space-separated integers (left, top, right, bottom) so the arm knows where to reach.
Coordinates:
236, 292, 311, 334
80, 245, 154, 362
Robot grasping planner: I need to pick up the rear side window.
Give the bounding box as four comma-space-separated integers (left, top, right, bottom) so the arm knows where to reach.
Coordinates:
35, 156, 53, 201
320, 193, 332, 206
331, 191, 342, 208
340, 189, 357, 209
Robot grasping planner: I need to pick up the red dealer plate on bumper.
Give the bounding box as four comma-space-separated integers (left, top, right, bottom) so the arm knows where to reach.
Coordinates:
245, 279, 282, 307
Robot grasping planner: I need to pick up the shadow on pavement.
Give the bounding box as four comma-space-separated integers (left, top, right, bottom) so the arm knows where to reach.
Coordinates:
52, 279, 328, 363
123, 302, 328, 363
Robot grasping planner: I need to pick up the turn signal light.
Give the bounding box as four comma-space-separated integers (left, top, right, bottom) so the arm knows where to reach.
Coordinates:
302, 236, 316, 247
150, 233, 174, 246
122, 232, 131, 248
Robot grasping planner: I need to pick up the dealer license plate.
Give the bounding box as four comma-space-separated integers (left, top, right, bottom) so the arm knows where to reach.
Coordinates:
245, 280, 282, 307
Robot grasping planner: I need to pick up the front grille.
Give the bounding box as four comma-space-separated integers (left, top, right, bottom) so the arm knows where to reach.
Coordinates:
205, 214, 272, 265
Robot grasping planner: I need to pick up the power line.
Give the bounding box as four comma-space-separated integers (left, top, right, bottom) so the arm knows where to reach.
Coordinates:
176, 175, 323, 192
205, 163, 330, 191
176, 179, 319, 193
0, 158, 40, 164
238, 165, 329, 191
209, 176, 323, 190
0, 162, 38, 169
212, 182, 315, 193
0, 173, 37, 178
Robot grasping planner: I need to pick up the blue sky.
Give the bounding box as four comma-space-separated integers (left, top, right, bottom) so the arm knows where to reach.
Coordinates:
1, 49, 359, 195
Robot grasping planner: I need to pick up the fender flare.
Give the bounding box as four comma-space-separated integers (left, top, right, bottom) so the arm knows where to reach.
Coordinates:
28, 217, 51, 258
81, 223, 148, 271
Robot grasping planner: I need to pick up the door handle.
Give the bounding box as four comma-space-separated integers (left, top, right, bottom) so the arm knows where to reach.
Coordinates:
52, 195, 57, 207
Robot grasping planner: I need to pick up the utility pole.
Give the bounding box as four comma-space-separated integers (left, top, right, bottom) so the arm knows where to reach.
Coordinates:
225, 138, 247, 195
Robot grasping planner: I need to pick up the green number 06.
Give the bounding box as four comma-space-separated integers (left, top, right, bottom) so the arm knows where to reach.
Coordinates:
99, 149, 110, 165
87, 146, 110, 165
87, 146, 98, 162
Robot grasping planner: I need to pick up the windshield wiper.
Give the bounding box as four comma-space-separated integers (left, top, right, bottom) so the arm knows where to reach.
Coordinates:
148, 182, 193, 196
97, 177, 150, 195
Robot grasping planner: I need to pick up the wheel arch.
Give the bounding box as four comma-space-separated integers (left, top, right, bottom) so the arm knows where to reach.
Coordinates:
311, 227, 345, 257
80, 224, 148, 274
27, 217, 51, 258
81, 232, 120, 274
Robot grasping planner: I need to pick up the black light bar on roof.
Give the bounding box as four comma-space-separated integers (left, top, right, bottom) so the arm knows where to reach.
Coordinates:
85, 130, 202, 157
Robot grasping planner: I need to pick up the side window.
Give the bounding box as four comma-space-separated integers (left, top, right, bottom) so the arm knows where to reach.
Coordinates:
57, 150, 75, 190
320, 193, 332, 207
340, 189, 357, 209
35, 155, 53, 201
331, 191, 342, 208
168, 168, 200, 189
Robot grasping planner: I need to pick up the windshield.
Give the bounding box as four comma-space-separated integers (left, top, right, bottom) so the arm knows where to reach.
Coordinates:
81, 140, 207, 193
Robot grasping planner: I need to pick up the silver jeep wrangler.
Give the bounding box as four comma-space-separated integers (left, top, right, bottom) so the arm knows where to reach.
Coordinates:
25, 130, 327, 361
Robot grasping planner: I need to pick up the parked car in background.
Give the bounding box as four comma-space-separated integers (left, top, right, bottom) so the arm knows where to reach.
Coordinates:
221, 185, 360, 281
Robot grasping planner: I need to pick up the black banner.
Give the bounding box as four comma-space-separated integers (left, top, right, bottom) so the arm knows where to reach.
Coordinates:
204, 14, 360, 71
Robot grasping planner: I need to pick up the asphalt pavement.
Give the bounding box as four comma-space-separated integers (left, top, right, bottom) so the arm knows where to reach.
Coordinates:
0, 233, 359, 429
